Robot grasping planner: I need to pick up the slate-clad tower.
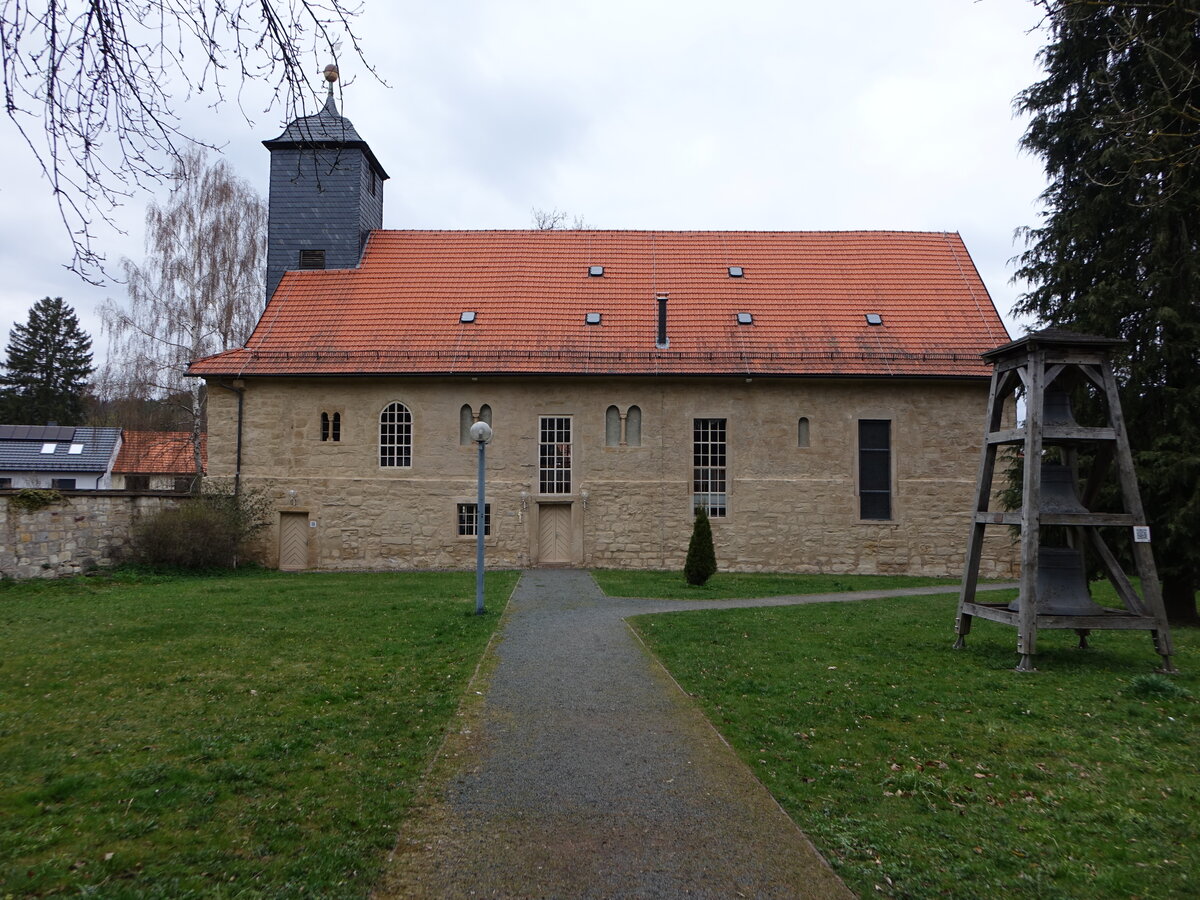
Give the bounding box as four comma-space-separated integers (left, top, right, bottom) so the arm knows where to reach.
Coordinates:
262, 84, 388, 302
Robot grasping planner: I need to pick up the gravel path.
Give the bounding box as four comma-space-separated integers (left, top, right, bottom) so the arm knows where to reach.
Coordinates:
376, 571, 1004, 899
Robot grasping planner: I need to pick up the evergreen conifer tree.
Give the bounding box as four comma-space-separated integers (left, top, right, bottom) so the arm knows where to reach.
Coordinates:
685, 508, 718, 586
0, 296, 94, 425
1016, 1, 1200, 622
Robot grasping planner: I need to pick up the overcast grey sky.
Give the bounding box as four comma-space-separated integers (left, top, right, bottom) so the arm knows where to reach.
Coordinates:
0, 0, 1050, 362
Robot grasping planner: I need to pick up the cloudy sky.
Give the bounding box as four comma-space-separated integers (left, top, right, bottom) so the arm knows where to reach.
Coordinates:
0, 0, 1051, 362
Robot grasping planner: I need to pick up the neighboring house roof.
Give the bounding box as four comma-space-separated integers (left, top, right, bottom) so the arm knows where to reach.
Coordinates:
114, 431, 206, 475
0, 426, 122, 473
189, 229, 1010, 379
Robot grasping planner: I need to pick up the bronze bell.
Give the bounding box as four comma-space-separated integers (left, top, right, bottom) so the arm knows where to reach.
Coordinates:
1039, 463, 1089, 514
1009, 547, 1106, 615
1042, 386, 1078, 427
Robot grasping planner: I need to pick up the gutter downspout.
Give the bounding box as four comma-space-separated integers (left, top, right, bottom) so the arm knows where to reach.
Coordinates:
213, 380, 246, 496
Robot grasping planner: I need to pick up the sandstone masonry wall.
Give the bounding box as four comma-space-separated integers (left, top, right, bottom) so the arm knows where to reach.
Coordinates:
0, 493, 186, 579
205, 374, 1020, 577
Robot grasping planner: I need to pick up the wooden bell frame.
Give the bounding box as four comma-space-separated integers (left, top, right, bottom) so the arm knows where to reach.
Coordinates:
954, 329, 1176, 673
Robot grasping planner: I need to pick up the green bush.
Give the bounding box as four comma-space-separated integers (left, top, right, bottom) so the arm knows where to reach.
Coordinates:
684, 507, 717, 586
133, 488, 269, 570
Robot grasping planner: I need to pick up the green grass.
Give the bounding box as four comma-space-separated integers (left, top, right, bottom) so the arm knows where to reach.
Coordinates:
0, 569, 518, 898
631, 588, 1199, 899
593, 568, 963, 600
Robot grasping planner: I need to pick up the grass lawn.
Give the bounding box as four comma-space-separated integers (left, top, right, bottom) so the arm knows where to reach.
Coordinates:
0, 568, 518, 898
592, 568, 963, 600
631, 583, 1199, 899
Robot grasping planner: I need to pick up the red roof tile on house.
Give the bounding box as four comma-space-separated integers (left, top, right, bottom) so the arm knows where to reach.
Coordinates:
189, 230, 1010, 379
114, 431, 206, 475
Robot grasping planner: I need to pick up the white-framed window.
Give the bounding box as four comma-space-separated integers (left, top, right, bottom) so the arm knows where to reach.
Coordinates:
379, 402, 412, 467
693, 418, 727, 518
457, 502, 492, 536
539, 416, 572, 494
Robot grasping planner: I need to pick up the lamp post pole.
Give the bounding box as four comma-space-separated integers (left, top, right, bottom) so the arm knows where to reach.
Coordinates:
469, 422, 493, 615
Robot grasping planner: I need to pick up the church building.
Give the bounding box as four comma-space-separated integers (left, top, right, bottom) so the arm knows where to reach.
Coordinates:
190, 91, 1017, 576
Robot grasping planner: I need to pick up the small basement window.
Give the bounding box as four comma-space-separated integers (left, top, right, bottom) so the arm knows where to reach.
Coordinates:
728, 266, 744, 277
40, 443, 56, 454
585, 312, 602, 325
460, 311, 477, 323
736, 312, 753, 325
298, 249, 326, 269
865, 313, 884, 326
588, 265, 605, 277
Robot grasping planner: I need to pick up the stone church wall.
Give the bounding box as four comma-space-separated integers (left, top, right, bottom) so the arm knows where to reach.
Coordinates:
204, 374, 1019, 578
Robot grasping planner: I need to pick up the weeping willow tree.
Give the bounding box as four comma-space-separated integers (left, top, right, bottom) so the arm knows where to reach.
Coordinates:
1015, 1, 1200, 622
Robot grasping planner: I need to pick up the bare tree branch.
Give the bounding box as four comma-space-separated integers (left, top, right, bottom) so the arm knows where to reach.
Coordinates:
1, 0, 375, 283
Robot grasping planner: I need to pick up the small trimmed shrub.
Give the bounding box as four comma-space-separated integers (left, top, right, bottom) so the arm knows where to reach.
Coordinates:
684, 507, 717, 586
133, 488, 270, 569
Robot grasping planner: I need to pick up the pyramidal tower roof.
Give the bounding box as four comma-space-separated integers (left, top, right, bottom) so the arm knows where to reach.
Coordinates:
263, 90, 388, 178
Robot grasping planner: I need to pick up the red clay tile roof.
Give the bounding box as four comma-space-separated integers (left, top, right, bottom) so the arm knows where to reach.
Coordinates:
114, 431, 206, 474
189, 230, 1010, 379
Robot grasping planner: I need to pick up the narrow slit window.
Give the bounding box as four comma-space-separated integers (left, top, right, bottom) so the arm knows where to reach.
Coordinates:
321, 412, 330, 441
331, 412, 341, 442
605, 406, 621, 447
798, 417, 810, 448
626, 406, 642, 447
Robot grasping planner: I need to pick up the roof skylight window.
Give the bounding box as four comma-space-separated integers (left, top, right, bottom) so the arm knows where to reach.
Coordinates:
588, 265, 605, 277
69, 443, 84, 455
585, 312, 602, 325
736, 312, 754, 325
460, 311, 477, 323
41, 443, 56, 454
728, 266, 744, 277
865, 313, 883, 326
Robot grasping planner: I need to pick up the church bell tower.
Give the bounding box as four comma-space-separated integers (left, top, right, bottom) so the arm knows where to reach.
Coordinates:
262, 65, 389, 302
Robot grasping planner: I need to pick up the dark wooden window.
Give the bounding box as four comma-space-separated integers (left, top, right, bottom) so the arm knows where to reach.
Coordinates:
125, 475, 151, 491
0, 477, 12, 488
50, 478, 76, 490
858, 419, 892, 520
298, 249, 326, 269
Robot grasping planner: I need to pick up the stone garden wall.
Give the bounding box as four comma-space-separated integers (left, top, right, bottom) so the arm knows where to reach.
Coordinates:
0, 492, 188, 580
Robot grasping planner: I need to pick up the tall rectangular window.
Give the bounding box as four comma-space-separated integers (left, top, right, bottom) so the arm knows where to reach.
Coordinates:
693, 418, 727, 518
539, 417, 572, 494
457, 503, 491, 536
858, 419, 892, 520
